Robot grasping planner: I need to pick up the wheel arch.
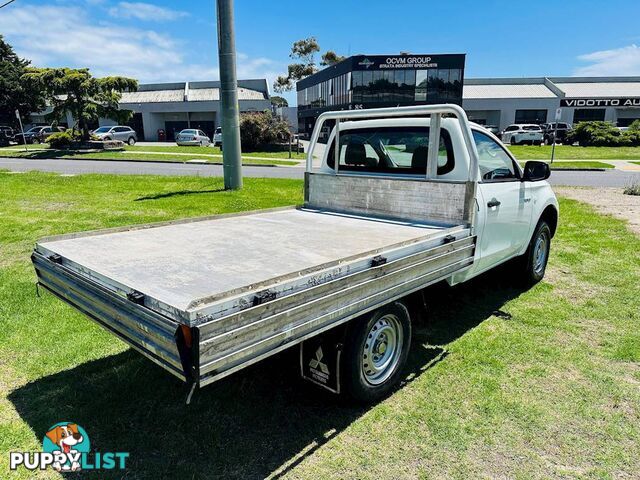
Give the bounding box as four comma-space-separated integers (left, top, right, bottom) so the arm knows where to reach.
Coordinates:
539, 204, 558, 238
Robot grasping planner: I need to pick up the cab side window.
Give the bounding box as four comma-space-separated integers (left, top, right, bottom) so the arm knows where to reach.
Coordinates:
473, 130, 519, 182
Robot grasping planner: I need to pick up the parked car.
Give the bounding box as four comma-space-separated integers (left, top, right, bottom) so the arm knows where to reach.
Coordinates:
92, 126, 137, 145
32, 104, 558, 403
501, 124, 544, 145
213, 126, 222, 146
483, 125, 500, 135
14, 125, 65, 144
541, 122, 572, 144
39, 126, 66, 143
176, 129, 211, 146
0, 125, 14, 141
0, 129, 12, 147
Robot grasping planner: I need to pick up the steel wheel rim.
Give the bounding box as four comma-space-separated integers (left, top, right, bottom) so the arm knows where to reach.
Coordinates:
533, 231, 548, 276
361, 314, 403, 385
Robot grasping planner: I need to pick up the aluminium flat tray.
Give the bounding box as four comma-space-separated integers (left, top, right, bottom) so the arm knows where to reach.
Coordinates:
33, 207, 475, 385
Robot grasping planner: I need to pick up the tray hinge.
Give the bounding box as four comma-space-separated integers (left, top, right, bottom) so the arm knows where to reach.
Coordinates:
253, 289, 277, 306
371, 255, 387, 267
127, 290, 145, 305
49, 254, 63, 264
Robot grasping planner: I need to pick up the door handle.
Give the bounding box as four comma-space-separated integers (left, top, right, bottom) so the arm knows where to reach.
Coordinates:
487, 198, 501, 208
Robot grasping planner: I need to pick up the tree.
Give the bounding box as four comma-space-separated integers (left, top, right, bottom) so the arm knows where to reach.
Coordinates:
0, 35, 46, 126
273, 37, 343, 93
320, 51, 346, 66
22, 68, 137, 140
270, 95, 289, 108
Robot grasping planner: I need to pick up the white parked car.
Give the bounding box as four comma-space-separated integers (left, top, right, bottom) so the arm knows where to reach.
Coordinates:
32, 105, 558, 403
501, 124, 544, 146
92, 126, 137, 145
213, 127, 222, 147
176, 129, 211, 146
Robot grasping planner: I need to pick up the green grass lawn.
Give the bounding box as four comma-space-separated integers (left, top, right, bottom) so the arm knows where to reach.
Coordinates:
508, 144, 640, 160
519, 160, 614, 170
0, 146, 299, 166
125, 144, 306, 159
631, 161, 640, 166
1, 172, 638, 478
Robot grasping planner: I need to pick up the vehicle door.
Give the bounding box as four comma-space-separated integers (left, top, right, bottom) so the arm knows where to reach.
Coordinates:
112, 127, 124, 141
473, 129, 533, 273
39, 127, 52, 142
502, 125, 515, 143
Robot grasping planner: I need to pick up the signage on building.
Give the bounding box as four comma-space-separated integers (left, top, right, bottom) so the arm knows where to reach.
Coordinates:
561, 98, 640, 108
352, 54, 465, 71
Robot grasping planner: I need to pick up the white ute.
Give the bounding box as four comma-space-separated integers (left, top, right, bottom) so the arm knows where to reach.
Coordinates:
32, 105, 558, 403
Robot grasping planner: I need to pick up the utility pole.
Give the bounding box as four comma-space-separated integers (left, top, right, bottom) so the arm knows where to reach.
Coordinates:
216, 0, 243, 190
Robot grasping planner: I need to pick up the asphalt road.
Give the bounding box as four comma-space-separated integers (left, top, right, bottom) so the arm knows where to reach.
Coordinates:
1, 157, 639, 187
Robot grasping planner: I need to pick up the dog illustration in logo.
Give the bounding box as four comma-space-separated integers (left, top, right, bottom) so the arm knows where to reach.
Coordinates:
45, 423, 83, 472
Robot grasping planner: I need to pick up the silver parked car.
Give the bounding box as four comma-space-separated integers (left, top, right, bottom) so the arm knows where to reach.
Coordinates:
176, 129, 211, 146
92, 126, 137, 145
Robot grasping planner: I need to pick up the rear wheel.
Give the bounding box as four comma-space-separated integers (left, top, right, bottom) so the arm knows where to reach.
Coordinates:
510, 137, 517, 145
32, 137, 40, 144
342, 302, 412, 403
521, 220, 551, 285
127, 137, 136, 145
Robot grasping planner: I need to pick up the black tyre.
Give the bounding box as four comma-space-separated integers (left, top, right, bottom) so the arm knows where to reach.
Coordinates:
522, 220, 551, 285
127, 137, 136, 145
510, 137, 517, 145
32, 137, 40, 144
342, 301, 412, 403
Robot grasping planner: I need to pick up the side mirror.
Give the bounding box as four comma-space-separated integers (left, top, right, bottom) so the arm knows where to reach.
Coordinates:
522, 160, 551, 182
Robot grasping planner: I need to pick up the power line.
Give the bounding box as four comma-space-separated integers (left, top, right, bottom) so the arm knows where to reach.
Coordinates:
0, 0, 16, 9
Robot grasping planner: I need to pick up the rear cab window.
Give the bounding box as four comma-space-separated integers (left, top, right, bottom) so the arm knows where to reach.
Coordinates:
327, 126, 455, 176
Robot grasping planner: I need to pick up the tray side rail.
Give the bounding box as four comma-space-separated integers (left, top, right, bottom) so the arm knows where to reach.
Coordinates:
196, 235, 476, 386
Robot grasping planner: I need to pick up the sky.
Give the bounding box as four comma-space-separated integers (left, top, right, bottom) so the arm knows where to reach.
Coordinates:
1, 0, 639, 105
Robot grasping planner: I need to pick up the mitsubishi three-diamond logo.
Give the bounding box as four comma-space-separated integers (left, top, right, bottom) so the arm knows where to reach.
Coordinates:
309, 347, 329, 374
358, 58, 374, 69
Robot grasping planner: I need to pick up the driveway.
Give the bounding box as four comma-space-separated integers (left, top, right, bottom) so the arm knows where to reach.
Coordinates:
1, 156, 639, 187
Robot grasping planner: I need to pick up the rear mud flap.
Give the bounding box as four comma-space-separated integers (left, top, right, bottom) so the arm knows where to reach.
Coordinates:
300, 326, 346, 394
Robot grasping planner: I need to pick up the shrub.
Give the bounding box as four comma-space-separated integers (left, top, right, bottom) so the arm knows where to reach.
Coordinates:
239, 111, 290, 150
566, 121, 622, 147
620, 120, 640, 147
623, 181, 640, 196
46, 131, 75, 149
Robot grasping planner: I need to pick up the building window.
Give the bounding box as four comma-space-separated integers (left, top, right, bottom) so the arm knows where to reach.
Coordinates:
515, 109, 548, 124
617, 117, 640, 127
573, 109, 605, 123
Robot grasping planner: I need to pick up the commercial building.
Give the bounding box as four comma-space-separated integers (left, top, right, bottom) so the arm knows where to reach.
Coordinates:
297, 54, 466, 134
28, 79, 271, 141
463, 76, 640, 130
296, 54, 640, 134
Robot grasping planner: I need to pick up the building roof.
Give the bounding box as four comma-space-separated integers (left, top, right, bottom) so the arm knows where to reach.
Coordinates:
554, 82, 640, 98
119, 80, 269, 105
464, 76, 640, 100
463, 83, 556, 99
187, 87, 266, 102
120, 89, 184, 103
